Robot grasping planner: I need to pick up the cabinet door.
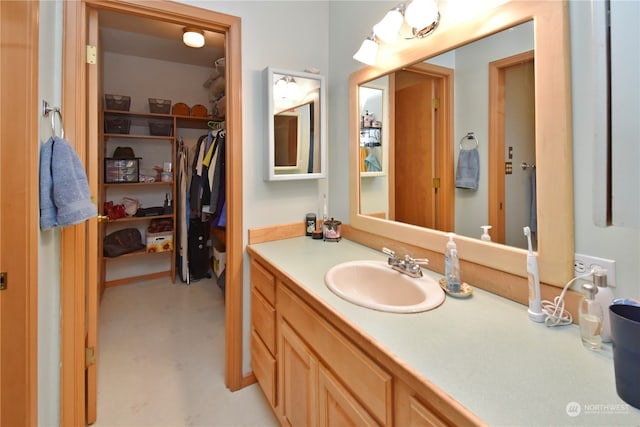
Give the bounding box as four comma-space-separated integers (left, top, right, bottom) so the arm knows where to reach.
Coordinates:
318, 364, 380, 427
279, 319, 317, 427
395, 380, 450, 427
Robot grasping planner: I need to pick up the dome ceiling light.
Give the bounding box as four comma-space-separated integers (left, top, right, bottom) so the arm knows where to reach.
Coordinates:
183, 27, 205, 48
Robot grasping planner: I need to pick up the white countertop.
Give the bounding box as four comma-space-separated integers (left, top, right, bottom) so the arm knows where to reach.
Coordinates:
249, 237, 640, 426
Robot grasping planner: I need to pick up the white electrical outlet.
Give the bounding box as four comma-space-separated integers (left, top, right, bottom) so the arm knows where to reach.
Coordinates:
574, 253, 616, 287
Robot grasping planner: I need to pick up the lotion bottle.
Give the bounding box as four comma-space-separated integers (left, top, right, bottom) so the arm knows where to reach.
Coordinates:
444, 233, 460, 292
593, 268, 613, 342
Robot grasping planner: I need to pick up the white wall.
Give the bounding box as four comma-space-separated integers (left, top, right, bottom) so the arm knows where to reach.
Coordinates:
38, 1, 62, 425
570, 1, 640, 299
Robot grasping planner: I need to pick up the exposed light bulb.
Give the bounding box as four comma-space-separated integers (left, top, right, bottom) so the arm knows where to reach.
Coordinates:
404, 0, 439, 32
353, 37, 378, 66
373, 9, 404, 44
183, 28, 205, 48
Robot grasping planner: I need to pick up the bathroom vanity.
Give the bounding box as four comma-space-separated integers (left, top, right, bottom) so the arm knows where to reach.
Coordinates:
248, 236, 640, 426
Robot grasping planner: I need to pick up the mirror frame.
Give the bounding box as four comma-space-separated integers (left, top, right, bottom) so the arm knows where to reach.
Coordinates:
349, 1, 573, 287
266, 67, 327, 181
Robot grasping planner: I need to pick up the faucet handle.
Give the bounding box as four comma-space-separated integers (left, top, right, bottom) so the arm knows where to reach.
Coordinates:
405, 254, 429, 265
382, 247, 396, 257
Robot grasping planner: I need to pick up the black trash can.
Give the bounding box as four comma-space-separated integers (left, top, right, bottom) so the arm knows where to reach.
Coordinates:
610, 303, 640, 409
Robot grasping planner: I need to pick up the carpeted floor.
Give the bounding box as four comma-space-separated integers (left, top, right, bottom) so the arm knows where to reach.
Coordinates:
93, 277, 277, 427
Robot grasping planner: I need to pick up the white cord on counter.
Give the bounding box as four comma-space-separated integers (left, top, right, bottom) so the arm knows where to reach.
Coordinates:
542, 269, 597, 327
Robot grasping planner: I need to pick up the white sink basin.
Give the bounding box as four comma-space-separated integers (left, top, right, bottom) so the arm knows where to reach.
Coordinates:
324, 260, 445, 313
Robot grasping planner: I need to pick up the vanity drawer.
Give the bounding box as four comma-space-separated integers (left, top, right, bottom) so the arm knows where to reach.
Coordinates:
251, 288, 276, 354
278, 284, 392, 426
251, 259, 276, 304
251, 329, 276, 407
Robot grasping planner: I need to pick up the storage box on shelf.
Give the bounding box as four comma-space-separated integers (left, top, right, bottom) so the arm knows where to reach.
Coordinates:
104, 158, 139, 183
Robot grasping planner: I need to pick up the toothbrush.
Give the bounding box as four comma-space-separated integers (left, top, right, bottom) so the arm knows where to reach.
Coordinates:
524, 226, 545, 323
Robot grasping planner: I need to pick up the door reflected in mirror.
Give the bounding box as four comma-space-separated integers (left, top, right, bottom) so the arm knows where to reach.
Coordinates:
266, 67, 326, 181
358, 21, 535, 250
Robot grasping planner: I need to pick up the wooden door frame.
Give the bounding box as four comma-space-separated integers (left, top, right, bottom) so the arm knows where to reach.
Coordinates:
61, 1, 245, 425
488, 50, 534, 244
388, 63, 454, 231
0, 1, 39, 425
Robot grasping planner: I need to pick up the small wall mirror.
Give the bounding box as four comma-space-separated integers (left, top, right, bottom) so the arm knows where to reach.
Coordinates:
266, 67, 326, 181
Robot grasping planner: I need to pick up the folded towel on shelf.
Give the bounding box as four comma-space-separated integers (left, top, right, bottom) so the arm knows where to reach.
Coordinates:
364, 152, 381, 172
455, 148, 480, 190
39, 136, 97, 230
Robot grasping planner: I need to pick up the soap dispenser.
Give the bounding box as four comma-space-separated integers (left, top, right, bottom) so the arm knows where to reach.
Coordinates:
593, 268, 613, 342
445, 233, 461, 293
579, 283, 603, 351
480, 225, 492, 241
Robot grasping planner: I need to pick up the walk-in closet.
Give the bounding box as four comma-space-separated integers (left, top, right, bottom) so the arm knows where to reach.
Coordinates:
93, 8, 231, 422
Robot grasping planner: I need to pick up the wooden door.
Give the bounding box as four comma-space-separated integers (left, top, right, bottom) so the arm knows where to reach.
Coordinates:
0, 0, 38, 424
85, 7, 101, 424
279, 320, 317, 427
394, 72, 438, 228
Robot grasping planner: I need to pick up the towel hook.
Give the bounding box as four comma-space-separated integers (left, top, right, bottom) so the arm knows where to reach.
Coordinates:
42, 100, 65, 139
521, 162, 536, 170
459, 132, 478, 150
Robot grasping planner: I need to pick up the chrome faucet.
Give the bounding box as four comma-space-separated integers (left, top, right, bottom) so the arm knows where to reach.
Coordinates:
382, 247, 429, 278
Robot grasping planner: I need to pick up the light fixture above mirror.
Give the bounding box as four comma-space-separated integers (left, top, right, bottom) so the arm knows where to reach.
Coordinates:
353, 0, 440, 66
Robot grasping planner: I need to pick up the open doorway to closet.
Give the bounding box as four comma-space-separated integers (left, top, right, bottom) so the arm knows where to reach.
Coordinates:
61, 2, 244, 425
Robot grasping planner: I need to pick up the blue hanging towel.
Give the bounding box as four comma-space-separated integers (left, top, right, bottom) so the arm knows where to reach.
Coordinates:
39, 136, 97, 230
455, 148, 480, 190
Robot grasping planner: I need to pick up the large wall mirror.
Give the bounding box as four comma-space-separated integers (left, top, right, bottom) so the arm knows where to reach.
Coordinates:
266, 67, 326, 181
349, 1, 573, 286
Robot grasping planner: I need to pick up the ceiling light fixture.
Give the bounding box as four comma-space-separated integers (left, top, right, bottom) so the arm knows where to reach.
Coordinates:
183, 27, 205, 48
353, 33, 379, 66
274, 75, 300, 100
355, 0, 440, 66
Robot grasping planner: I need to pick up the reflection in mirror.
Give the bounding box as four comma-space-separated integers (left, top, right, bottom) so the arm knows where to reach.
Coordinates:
358, 21, 535, 249
266, 67, 326, 181
350, 1, 573, 287
274, 102, 313, 171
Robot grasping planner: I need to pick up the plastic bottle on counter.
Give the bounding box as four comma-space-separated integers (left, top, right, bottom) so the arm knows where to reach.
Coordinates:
579, 283, 603, 351
593, 268, 614, 342
445, 233, 460, 292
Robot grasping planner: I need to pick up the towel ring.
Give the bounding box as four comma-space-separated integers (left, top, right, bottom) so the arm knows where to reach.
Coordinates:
459, 132, 478, 150
42, 100, 65, 139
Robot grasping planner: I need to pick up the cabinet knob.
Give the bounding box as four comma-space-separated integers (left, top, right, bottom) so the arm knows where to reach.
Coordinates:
97, 215, 109, 222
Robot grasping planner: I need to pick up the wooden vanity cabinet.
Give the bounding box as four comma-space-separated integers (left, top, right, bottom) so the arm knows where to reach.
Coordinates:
250, 259, 277, 407
278, 283, 392, 427
248, 252, 482, 427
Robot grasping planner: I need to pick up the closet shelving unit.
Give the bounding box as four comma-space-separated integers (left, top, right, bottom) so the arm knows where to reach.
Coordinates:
100, 109, 212, 287
360, 125, 385, 177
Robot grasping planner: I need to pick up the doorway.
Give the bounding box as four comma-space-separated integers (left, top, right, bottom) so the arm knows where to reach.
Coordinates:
488, 51, 535, 248
61, 1, 245, 425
